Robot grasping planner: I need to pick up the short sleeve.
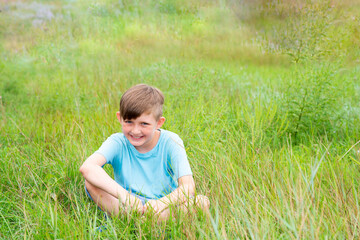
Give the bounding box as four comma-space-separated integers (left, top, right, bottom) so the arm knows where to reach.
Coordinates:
167, 134, 192, 180
95, 135, 122, 165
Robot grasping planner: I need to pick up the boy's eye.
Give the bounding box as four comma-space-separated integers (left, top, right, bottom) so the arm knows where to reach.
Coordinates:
125, 120, 132, 124
141, 122, 149, 126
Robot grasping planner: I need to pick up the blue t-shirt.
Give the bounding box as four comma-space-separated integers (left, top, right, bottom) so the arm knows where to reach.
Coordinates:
95, 129, 192, 199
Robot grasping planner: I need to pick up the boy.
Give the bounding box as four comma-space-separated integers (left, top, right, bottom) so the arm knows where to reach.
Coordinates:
80, 84, 209, 221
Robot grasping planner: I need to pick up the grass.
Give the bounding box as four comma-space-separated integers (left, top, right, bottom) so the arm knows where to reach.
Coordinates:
1, 0, 360, 239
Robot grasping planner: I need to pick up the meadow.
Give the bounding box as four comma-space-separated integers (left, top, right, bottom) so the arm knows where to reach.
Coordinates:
1, 0, 360, 239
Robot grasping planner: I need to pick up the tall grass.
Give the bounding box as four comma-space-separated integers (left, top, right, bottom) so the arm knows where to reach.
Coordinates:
1, 0, 360, 239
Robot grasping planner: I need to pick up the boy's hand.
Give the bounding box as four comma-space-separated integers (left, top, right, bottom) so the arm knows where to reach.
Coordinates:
143, 199, 168, 214
124, 194, 144, 214
132, 200, 145, 214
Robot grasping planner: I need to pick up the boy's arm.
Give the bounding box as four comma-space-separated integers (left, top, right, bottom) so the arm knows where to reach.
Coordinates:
144, 175, 195, 213
79, 153, 143, 212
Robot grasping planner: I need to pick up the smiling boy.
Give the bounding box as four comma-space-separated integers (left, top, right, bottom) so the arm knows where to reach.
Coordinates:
80, 84, 209, 221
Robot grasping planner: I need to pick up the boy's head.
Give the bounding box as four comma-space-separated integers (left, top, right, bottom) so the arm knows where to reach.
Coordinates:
119, 84, 164, 121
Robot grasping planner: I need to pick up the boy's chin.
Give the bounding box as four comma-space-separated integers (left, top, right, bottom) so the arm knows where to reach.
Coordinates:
131, 142, 144, 147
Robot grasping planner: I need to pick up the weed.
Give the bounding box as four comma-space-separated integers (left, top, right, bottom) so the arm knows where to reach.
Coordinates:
1, 0, 360, 238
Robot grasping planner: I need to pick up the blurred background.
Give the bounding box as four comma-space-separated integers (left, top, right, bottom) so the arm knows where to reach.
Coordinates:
1, 0, 360, 238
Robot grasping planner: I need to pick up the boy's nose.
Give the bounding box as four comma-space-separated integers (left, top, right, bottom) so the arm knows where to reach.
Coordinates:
132, 125, 141, 134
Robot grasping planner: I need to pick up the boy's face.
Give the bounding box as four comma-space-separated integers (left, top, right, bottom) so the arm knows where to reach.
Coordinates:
117, 112, 165, 153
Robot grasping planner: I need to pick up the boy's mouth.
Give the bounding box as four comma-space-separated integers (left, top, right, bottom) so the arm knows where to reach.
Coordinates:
130, 135, 144, 140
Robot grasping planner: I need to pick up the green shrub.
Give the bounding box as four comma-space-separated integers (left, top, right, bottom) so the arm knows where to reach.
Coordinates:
280, 64, 347, 143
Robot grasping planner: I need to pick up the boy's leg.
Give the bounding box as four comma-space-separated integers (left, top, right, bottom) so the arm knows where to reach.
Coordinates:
85, 180, 121, 216
157, 195, 210, 222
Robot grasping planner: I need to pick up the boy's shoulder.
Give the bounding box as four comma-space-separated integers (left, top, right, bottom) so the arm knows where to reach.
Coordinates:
106, 132, 127, 145
160, 129, 185, 147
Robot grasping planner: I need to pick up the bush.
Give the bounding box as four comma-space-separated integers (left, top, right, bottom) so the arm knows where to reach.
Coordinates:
280, 64, 347, 143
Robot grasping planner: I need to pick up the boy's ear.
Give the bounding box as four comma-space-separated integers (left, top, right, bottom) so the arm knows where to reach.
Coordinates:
157, 117, 166, 129
116, 111, 122, 123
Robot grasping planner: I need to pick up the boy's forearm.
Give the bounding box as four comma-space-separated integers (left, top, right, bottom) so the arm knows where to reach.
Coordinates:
159, 183, 195, 206
80, 163, 142, 213
80, 163, 128, 203
159, 175, 195, 206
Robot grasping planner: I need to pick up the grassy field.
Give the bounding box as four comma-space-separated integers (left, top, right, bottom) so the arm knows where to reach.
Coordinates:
1, 0, 360, 239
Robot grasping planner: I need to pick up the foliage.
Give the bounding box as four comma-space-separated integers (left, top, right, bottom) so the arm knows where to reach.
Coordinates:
230, 0, 360, 63
280, 64, 344, 143
0, 0, 360, 239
